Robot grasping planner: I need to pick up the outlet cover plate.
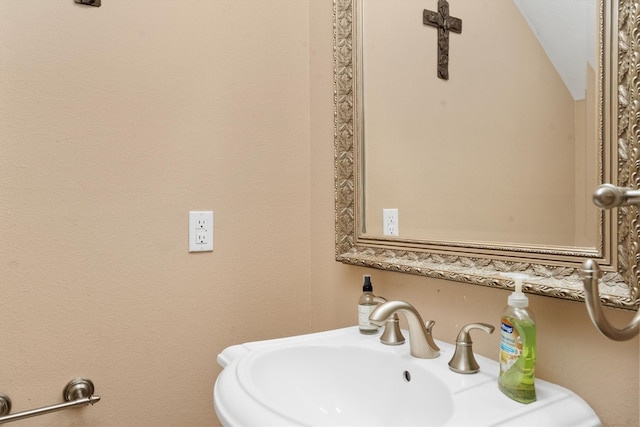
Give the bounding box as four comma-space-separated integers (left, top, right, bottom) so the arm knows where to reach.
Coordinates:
383, 208, 399, 236
189, 211, 213, 252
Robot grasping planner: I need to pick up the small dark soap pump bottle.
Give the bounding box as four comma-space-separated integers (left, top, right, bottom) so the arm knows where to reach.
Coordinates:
358, 275, 379, 334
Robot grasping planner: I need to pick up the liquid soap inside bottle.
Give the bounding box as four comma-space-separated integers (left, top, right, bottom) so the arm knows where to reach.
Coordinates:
498, 274, 536, 404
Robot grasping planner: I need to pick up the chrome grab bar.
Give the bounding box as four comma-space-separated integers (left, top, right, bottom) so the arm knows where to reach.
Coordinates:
581, 184, 640, 341
0, 378, 100, 424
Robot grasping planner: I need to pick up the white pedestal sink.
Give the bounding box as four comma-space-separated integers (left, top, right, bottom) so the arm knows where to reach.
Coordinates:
214, 327, 601, 426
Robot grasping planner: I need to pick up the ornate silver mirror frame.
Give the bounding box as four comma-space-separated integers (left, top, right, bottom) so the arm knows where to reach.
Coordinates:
334, 0, 640, 309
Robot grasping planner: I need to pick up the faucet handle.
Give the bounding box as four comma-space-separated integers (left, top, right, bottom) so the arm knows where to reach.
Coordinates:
372, 296, 406, 345
448, 323, 495, 374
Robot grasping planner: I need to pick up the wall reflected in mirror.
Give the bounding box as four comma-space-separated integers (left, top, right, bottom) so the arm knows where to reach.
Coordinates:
361, 0, 600, 248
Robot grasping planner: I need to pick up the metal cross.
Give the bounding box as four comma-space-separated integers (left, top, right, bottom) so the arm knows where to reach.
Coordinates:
423, 0, 462, 80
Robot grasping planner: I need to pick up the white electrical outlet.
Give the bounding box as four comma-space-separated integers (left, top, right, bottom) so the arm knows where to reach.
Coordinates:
189, 211, 214, 252
383, 208, 399, 236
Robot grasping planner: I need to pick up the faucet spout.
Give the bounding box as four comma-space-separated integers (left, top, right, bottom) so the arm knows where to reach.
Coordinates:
369, 300, 440, 359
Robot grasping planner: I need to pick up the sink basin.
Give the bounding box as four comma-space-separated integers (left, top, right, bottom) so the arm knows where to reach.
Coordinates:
214, 327, 601, 426
241, 345, 453, 426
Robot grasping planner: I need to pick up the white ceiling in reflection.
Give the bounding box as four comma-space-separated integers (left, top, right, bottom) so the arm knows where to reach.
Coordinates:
514, 0, 596, 100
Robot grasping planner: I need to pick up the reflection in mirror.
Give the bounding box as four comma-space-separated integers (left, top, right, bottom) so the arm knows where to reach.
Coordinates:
362, 0, 598, 248
334, 0, 640, 309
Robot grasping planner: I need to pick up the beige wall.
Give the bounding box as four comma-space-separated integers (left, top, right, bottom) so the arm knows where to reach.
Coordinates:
0, 1, 311, 426
0, 2, 637, 427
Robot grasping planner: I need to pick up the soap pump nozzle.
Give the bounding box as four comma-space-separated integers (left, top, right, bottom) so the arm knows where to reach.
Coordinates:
503, 273, 529, 308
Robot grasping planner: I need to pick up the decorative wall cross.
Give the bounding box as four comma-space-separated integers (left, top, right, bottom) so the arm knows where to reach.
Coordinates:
423, 0, 462, 80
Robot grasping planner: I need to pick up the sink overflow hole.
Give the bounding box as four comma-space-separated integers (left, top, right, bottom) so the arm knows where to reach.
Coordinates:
403, 370, 411, 382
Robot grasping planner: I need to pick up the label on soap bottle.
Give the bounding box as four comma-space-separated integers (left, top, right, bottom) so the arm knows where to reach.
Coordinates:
358, 304, 377, 331
499, 318, 522, 373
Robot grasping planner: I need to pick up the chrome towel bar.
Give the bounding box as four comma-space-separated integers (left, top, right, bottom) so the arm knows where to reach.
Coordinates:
581, 184, 640, 341
0, 378, 100, 424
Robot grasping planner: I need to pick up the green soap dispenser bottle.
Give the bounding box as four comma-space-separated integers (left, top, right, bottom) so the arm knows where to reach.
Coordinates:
498, 273, 536, 404
358, 275, 379, 335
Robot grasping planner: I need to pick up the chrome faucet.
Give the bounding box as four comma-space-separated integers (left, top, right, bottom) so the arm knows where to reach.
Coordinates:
369, 300, 440, 359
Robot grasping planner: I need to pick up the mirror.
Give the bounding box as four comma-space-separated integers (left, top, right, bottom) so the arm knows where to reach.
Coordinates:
334, 0, 640, 309
361, 0, 598, 248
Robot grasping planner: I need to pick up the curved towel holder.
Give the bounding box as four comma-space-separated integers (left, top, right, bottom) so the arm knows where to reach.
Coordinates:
582, 259, 640, 341
581, 184, 640, 341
